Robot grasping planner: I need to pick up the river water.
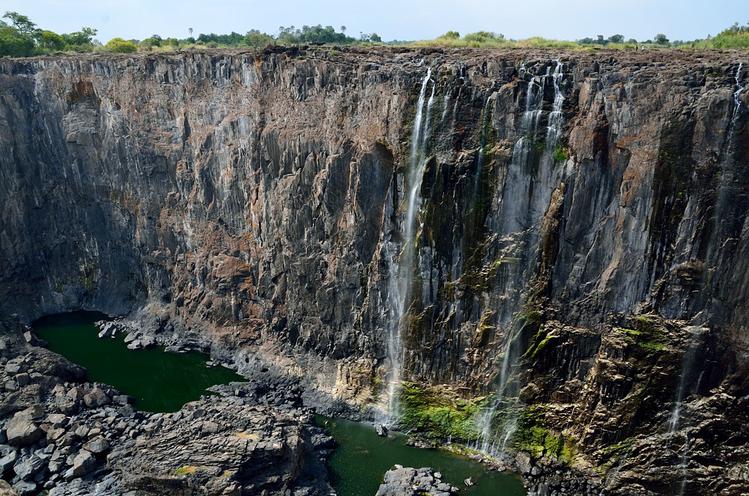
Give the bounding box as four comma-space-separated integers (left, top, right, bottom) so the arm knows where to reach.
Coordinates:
318, 416, 526, 496
33, 311, 242, 412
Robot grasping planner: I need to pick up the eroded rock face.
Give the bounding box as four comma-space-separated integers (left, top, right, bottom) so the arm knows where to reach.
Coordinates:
1, 47, 749, 494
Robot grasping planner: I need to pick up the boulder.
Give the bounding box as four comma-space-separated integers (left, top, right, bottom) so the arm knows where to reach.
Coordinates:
14, 373, 30, 387
74, 425, 90, 438
515, 451, 532, 475
13, 454, 45, 480
83, 387, 110, 408
4, 362, 21, 375
375, 466, 457, 496
46, 414, 67, 428
11, 481, 35, 496
6, 413, 43, 447
0, 449, 17, 474
67, 451, 95, 478
0, 480, 17, 496
83, 437, 110, 455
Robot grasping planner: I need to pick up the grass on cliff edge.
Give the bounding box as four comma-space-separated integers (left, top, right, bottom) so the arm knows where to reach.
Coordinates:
410, 26, 749, 50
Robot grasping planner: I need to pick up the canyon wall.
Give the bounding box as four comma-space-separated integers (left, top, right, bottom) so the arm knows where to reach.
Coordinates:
1, 47, 748, 494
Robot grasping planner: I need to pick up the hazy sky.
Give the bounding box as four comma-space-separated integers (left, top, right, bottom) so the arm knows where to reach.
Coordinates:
4, 0, 747, 43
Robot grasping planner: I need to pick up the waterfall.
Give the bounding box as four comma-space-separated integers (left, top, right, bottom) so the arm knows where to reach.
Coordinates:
383, 68, 434, 425
441, 86, 451, 123
475, 62, 566, 457
546, 62, 565, 147
732, 62, 744, 121
667, 341, 699, 435
473, 95, 494, 193
667, 327, 706, 495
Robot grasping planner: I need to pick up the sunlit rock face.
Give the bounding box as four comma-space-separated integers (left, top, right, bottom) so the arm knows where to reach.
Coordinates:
1, 47, 748, 494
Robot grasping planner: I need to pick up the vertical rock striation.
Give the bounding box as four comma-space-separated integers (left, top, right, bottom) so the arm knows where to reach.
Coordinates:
1, 47, 748, 494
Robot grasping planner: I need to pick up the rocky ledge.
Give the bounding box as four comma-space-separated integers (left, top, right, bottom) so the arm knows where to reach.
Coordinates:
0, 316, 334, 495
375, 466, 458, 496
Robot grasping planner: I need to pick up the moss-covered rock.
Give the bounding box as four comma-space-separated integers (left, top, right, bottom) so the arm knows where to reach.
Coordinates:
511, 407, 577, 465
615, 314, 670, 354
399, 381, 485, 441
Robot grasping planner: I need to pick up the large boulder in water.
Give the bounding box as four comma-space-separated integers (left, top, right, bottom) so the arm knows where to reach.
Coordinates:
375, 466, 458, 496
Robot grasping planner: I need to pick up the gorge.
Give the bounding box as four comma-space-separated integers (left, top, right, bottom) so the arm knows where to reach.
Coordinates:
1, 46, 749, 495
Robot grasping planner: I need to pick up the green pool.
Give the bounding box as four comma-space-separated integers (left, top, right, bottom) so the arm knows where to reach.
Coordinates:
318, 416, 526, 496
33, 311, 243, 412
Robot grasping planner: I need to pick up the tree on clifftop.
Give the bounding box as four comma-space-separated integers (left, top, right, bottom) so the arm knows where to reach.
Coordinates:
104, 37, 138, 53
654, 33, 670, 45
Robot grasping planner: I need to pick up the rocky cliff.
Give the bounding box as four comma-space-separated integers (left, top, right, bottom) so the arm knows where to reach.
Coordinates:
1, 46, 748, 494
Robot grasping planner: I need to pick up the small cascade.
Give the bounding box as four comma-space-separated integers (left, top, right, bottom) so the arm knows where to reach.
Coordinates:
546, 62, 565, 147
382, 68, 435, 425
474, 323, 522, 454
666, 327, 707, 495
667, 340, 698, 435
473, 95, 494, 193
704, 62, 746, 265
494, 66, 549, 236
441, 86, 451, 123
732, 62, 744, 121
675, 435, 692, 496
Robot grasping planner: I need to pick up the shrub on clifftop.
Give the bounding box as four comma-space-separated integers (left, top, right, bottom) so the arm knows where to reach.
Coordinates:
104, 38, 138, 53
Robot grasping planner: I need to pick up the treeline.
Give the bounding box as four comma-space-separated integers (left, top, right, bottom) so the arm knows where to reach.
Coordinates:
3, 10, 749, 58
421, 23, 749, 50
0, 12, 97, 56
0, 12, 383, 57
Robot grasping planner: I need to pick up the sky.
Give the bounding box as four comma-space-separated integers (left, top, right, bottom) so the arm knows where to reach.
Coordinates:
4, 0, 748, 43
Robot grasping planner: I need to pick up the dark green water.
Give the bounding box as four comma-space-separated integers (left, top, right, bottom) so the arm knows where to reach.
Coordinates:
33, 311, 243, 412
318, 416, 526, 496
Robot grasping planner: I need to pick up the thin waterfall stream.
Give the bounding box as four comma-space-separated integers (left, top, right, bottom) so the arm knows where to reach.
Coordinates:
383, 68, 435, 425
476, 62, 566, 457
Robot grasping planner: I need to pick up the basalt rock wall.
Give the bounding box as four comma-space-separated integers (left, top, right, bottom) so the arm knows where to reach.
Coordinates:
1, 47, 748, 494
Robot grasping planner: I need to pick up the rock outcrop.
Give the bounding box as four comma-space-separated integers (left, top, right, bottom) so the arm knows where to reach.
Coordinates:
0, 317, 333, 495
1, 46, 749, 494
375, 466, 458, 496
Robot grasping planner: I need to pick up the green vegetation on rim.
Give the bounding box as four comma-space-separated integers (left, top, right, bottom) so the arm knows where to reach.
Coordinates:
417, 25, 749, 50
0, 12, 381, 57
103, 38, 138, 54
2, 11, 749, 58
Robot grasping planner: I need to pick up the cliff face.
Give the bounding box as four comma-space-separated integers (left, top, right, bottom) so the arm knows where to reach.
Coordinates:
1, 47, 748, 494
